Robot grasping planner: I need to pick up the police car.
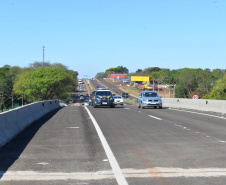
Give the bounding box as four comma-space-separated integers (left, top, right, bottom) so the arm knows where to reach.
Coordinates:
92, 89, 115, 108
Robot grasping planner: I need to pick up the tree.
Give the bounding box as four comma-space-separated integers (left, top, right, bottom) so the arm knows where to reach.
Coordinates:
105, 66, 129, 74
168, 69, 181, 84
150, 71, 164, 84
175, 83, 187, 98
0, 67, 10, 94
202, 74, 226, 100
29, 61, 68, 70
0, 66, 23, 110
162, 69, 170, 84
176, 68, 199, 98
13, 67, 75, 102
136, 69, 143, 73
143, 67, 161, 75
212, 69, 224, 79
196, 69, 214, 97
95, 72, 108, 79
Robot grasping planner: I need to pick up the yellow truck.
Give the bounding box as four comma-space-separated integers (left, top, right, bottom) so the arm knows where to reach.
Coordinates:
143, 84, 153, 90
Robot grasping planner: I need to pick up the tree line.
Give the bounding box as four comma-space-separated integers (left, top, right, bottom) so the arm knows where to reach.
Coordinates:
95, 66, 129, 79
96, 66, 226, 100
0, 62, 78, 111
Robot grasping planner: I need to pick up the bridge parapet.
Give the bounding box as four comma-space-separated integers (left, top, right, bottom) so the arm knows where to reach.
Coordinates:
0, 100, 60, 148
162, 98, 226, 114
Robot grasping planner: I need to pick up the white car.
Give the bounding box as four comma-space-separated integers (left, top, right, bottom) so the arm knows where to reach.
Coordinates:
59, 102, 68, 107
80, 95, 84, 100
114, 96, 124, 105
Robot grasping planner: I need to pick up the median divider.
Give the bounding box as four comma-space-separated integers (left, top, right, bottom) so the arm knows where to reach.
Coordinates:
0, 100, 60, 148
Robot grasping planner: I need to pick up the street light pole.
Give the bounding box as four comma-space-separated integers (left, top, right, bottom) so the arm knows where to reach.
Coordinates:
43, 46, 45, 63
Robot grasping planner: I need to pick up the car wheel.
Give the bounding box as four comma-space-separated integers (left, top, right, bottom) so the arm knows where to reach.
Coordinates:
154, 106, 157, 109
141, 103, 145, 109
93, 102, 97, 108
110, 105, 115, 108
159, 106, 162, 109
138, 102, 141, 108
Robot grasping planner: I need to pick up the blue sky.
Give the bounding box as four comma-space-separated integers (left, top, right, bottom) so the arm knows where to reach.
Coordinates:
1, 0, 226, 78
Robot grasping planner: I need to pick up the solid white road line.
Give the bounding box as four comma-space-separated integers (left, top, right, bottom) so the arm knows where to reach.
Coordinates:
84, 107, 128, 185
2, 168, 226, 181
148, 115, 162, 120
169, 108, 226, 120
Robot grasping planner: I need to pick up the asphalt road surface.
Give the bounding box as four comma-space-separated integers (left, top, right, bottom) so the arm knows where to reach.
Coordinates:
0, 104, 226, 185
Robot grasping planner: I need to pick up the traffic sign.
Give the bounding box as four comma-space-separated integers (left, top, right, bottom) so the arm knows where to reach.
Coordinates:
192, 94, 199, 99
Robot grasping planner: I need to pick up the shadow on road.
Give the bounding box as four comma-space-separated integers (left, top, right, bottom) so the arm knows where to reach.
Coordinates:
0, 108, 61, 179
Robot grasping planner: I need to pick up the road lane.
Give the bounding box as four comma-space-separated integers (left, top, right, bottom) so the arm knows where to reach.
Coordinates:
87, 104, 226, 184
134, 106, 226, 143
0, 106, 116, 185
1, 102, 226, 185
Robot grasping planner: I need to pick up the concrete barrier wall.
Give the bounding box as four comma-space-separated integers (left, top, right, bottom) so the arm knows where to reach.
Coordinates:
162, 98, 226, 114
0, 100, 60, 148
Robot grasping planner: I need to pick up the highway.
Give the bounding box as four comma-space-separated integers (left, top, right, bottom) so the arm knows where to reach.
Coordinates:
0, 102, 226, 184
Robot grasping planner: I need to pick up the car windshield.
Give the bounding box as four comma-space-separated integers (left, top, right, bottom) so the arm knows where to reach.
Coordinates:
143, 92, 158, 97
114, 96, 122, 99
96, 91, 112, 96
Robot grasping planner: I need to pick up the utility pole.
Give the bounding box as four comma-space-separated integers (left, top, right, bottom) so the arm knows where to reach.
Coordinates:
43, 46, 45, 63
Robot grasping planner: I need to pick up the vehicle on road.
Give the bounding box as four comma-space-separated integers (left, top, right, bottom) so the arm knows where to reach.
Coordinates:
89, 91, 96, 106
59, 101, 68, 107
80, 95, 84, 100
93, 89, 115, 108
114, 96, 124, 105
137, 91, 162, 109
83, 100, 89, 106
122, 92, 129, 99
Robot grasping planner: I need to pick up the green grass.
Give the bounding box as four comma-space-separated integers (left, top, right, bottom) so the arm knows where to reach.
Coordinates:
124, 98, 137, 105
121, 86, 140, 93
85, 80, 95, 94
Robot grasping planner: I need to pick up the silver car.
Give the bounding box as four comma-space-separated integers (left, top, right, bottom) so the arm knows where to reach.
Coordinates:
83, 100, 90, 106
137, 91, 162, 109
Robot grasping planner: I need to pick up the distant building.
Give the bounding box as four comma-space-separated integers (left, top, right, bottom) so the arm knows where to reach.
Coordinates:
108, 74, 127, 79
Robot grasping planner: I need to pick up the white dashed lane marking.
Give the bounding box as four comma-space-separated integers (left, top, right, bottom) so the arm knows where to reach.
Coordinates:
169, 108, 226, 145
123, 108, 130, 110
148, 115, 162, 120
